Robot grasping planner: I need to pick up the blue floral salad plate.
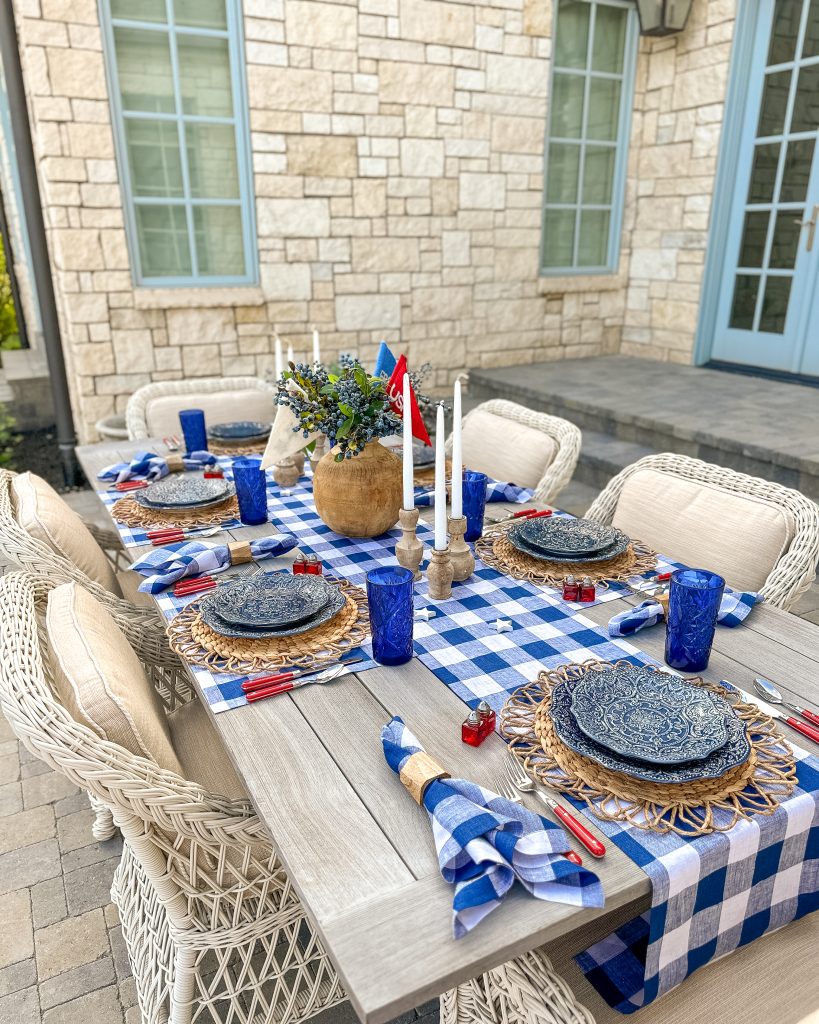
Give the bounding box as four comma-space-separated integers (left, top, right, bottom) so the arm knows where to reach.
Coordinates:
508, 523, 631, 564
208, 420, 271, 441
135, 476, 235, 511
517, 517, 620, 557
569, 665, 732, 764
550, 675, 750, 784
200, 574, 346, 639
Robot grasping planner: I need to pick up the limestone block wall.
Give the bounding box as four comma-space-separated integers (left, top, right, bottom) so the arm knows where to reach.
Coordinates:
11, 0, 736, 439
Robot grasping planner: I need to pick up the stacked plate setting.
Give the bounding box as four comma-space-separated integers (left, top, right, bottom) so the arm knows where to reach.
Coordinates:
507, 517, 631, 564
207, 420, 272, 446
549, 665, 751, 783
200, 572, 346, 639
134, 476, 236, 512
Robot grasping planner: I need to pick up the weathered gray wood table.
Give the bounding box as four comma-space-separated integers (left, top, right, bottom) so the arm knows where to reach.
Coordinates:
76, 438, 819, 1024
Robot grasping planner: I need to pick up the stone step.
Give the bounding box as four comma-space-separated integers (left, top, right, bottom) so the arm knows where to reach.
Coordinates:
0, 369, 14, 405
553, 478, 600, 518
574, 429, 659, 491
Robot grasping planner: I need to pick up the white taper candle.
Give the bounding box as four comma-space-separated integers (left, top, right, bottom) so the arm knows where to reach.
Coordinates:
274, 335, 283, 380
312, 328, 321, 364
451, 379, 462, 519
434, 402, 447, 550
402, 374, 414, 511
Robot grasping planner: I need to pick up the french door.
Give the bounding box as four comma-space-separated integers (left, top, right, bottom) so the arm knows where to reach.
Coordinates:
710, 0, 819, 375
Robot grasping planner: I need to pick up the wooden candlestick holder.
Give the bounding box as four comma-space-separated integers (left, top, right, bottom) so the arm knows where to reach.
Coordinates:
396, 507, 423, 579
448, 515, 474, 581
427, 545, 453, 601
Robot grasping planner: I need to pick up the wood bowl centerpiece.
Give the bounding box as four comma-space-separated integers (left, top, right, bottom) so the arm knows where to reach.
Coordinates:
314, 440, 402, 537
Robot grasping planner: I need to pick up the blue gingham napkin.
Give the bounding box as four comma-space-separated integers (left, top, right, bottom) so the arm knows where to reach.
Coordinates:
608, 588, 764, 637
415, 478, 534, 506
97, 450, 218, 484
130, 534, 298, 593
381, 717, 603, 938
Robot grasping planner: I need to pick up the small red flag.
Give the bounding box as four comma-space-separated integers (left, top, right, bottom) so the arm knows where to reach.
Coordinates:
386, 355, 432, 446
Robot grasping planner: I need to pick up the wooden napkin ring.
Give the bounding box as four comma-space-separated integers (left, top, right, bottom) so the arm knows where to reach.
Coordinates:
228, 541, 253, 565
399, 751, 450, 805
166, 453, 185, 473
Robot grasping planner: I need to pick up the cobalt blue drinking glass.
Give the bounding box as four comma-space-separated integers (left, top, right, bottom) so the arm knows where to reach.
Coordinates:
462, 471, 488, 542
178, 408, 208, 455
366, 566, 414, 665
232, 457, 269, 526
665, 568, 725, 672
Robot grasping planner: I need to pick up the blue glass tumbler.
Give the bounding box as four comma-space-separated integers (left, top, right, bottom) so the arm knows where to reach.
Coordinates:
462, 471, 488, 542
178, 408, 208, 455
366, 566, 414, 666
232, 457, 269, 526
665, 569, 725, 672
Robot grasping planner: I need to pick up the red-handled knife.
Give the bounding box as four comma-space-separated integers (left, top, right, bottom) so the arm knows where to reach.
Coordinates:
114, 479, 149, 492
243, 658, 364, 702
549, 801, 606, 857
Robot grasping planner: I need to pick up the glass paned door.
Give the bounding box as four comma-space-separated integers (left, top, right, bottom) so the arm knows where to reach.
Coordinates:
711, 0, 819, 374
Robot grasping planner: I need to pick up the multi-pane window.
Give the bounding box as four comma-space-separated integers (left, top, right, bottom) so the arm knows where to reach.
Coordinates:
100, 0, 256, 286
541, 0, 638, 274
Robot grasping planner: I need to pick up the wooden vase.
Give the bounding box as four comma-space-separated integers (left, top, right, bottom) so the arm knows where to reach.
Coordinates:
313, 440, 403, 538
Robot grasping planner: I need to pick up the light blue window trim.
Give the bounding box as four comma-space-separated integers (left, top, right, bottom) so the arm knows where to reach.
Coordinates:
540, 0, 639, 276
98, 0, 258, 288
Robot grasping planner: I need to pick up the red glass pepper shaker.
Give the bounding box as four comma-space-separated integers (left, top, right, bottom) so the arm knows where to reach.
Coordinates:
562, 574, 579, 602
292, 554, 306, 575
462, 709, 486, 747
305, 554, 322, 575
579, 576, 596, 602
476, 700, 496, 740
203, 465, 224, 479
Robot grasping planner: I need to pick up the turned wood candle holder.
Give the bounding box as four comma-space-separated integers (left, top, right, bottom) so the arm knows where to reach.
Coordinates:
309, 434, 328, 475
427, 545, 453, 601
448, 515, 474, 582
396, 507, 423, 579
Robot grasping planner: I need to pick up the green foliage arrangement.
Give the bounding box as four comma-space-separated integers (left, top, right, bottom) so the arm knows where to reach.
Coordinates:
0, 234, 21, 351
0, 402, 19, 468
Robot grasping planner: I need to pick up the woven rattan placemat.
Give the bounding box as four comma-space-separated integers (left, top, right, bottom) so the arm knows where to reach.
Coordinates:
209, 440, 267, 456
111, 495, 240, 530
413, 459, 451, 488
167, 576, 370, 674
500, 659, 797, 836
475, 521, 657, 588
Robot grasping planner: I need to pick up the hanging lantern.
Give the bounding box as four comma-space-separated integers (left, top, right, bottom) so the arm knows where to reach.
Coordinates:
635, 0, 693, 36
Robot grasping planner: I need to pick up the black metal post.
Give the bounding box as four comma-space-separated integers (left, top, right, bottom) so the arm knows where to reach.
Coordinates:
0, 0, 79, 485
0, 184, 31, 350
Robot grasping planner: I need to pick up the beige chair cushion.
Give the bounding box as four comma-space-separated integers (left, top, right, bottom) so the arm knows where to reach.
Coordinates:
46, 581, 182, 774
13, 472, 121, 595
144, 389, 276, 438
612, 468, 795, 592
167, 700, 247, 801
461, 408, 558, 490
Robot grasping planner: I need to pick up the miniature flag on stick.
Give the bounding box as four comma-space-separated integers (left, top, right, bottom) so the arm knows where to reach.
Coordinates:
387, 355, 432, 446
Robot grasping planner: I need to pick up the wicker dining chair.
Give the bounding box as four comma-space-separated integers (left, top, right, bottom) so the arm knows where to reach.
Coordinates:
0, 569, 596, 1024
126, 376, 277, 441
585, 453, 819, 611
447, 399, 582, 504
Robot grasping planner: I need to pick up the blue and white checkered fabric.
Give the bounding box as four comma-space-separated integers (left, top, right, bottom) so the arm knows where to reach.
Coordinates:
97, 450, 217, 483
608, 588, 764, 637
414, 479, 534, 506
381, 717, 603, 938
130, 533, 298, 593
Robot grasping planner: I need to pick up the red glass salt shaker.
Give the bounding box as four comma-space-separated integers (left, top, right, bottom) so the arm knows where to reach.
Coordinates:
562, 574, 579, 602
579, 576, 596, 602
476, 700, 496, 740
292, 554, 307, 575
462, 709, 486, 747
305, 554, 322, 576
203, 465, 224, 479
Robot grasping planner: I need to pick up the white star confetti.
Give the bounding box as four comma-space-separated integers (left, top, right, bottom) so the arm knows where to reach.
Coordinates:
495, 618, 513, 633
414, 608, 435, 621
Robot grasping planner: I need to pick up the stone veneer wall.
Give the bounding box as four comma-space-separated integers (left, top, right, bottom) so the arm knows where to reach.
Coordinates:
12, 0, 735, 440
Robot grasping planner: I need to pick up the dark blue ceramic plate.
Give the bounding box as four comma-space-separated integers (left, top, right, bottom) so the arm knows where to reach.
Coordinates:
570, 665, 731, 764
517, 517, 620, 557
135, 477, 234, 510
550, 676, 750, 784
507, 526, 630, 564
211, 573, 331, 629
199, 576, 346, 639
208, 421, 271, 441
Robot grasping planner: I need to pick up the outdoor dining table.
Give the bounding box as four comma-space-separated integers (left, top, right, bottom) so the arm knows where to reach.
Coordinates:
76, 437, 819, 1024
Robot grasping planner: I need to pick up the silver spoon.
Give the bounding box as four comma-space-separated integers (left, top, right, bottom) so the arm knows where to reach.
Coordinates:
753, 677, 819, 726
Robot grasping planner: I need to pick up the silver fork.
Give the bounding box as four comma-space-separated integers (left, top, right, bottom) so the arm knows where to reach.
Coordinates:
494, 772, 583, 865
504, 757, 606, 858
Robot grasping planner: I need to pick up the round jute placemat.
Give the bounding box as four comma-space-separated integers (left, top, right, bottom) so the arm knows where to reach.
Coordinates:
414, 459, 451, 488
474, 521, 657, 589
111, 495, 240, 530
209, 440, 267, 456
500, 659, 797, 836
167, 576, 370, 674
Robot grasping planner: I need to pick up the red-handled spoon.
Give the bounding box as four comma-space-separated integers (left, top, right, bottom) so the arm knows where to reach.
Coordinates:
754, 677, 819, 728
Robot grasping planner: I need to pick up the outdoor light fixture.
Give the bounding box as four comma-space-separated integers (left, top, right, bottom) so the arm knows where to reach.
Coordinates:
635, 0, 693, 36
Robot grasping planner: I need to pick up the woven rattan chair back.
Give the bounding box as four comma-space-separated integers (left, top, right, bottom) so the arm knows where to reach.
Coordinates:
585, 453, 819, 611
447, 399, 582, 504
126, 376, 277, 440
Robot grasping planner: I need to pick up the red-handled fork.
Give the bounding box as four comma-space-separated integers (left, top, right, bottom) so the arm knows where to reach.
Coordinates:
495, 774, 583, 866
505, 756, 606, 858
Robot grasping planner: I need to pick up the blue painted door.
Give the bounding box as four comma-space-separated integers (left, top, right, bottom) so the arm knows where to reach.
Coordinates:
711, 0, 819, 374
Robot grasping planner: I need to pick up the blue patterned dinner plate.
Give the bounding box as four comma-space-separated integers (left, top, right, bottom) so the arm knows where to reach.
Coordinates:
517, 517, 620, 557
508, 525, 631, 564
135, 477, 234, 510
208, 420, 271, 441
211, 573, 331, 629
199, 575, 346, 639
550, 676, 750, 784
570, 665, 731, 764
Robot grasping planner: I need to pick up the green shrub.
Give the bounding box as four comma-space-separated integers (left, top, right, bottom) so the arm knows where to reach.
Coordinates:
0, 234, 21, 352
0, 402, 19, 468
